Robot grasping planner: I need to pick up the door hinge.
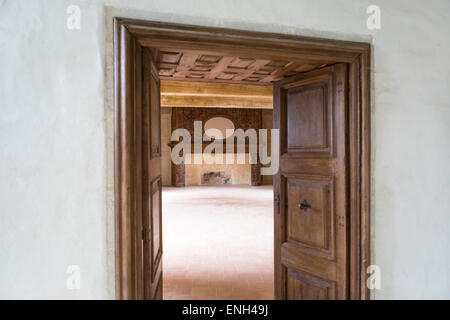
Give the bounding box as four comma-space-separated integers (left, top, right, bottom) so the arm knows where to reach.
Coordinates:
275, 194, 280, 214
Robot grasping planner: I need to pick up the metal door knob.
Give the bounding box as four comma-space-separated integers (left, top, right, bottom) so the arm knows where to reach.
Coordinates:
298, 200, 311, 211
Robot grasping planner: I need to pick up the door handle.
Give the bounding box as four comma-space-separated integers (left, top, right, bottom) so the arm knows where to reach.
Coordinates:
298, 200, 311, 211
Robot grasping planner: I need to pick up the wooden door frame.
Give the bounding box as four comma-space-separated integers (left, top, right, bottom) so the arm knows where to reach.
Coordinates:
113, 17, 371, 300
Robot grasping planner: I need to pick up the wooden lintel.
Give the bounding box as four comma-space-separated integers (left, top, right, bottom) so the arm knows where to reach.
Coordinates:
161, 95, 272, 109
160, 80, 273, 109
161, 80, 273, 97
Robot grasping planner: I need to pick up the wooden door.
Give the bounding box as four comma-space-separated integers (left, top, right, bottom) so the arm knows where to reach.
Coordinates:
274, 64, 349, 300
141, 48, 163, 300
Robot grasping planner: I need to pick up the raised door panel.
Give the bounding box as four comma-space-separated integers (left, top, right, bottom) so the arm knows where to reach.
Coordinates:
150, 62, 161, 158
286, 175, 334, 258
286, 76, 333, 156
151, 177, 162, 281
287, 268, 336, 300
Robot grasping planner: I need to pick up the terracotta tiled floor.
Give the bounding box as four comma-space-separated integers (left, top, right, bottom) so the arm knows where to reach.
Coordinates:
162, 185, 274, 300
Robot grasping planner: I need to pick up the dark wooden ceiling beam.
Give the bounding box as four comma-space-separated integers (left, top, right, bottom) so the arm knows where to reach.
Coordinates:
172, 53, 198, 78
231, 59, 271, 81
205, 56, 235, 80
262, 61, 303, 82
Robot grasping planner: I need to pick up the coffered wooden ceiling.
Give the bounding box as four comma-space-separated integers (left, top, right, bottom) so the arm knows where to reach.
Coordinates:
156, 49, 329, 86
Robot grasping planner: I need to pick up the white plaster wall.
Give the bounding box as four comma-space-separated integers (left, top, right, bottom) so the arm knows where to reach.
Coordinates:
0, 0, 110, 299
1, 0, 449, 299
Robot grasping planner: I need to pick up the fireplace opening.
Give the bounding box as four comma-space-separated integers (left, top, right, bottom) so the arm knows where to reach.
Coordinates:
201, 171, 231, 185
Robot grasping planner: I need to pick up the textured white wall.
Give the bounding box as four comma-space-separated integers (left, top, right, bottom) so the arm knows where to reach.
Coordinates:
0, 0, 109, 298
0, 0, 449, 299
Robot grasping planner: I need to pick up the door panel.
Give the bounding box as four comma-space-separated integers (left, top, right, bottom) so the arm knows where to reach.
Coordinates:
287, 86, 329, 151
142, 48, 163, 300
274, 64, 348, 300
286, 75, 333, 156
151, 177, 162, 280
150, 69, 161, 157
286, 175, 334, 253
287, 268, 336, 300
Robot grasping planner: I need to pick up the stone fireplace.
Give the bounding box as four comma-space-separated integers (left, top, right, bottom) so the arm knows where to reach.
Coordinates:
201, 171, 231, 185
169, 107, 265, 187
184, 153, 253, 186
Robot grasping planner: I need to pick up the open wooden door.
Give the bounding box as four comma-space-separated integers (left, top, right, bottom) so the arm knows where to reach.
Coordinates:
274, 64, 349, 300
141, 48, 163, 300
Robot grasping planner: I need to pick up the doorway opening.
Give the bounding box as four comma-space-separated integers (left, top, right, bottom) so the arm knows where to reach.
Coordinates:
159, 80, 276, 299
113, 18, 371, 300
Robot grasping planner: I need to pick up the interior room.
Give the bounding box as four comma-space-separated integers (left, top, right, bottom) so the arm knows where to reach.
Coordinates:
160, 94, 274, 299
154, 49, 330, 300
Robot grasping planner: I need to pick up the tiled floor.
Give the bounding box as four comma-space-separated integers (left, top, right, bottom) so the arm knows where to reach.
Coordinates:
162, 185, 274, 300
